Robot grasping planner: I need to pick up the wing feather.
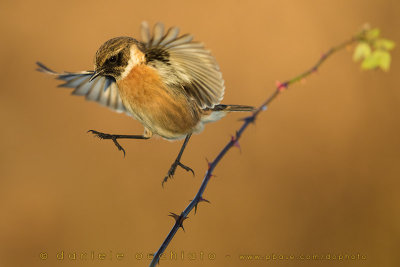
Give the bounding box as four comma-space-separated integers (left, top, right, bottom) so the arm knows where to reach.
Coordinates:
158, 27, 180, 46
60, 75, 89, 88
151, 22, 165, 46
140, 21, 151, 44
36, 62, 129, 114
72, 76, 92, 95
163, 34, 194, 48
141, 22, 224, 109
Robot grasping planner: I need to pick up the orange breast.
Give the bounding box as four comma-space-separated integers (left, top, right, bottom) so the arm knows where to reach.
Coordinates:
117, 64, 200, 139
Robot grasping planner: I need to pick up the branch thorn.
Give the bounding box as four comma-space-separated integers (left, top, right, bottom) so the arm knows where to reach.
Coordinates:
231, 135, 241, 152
276, 80, 288, 92
190, 197, 211, 214
205, 158, 212, 170
168, 212, 188, 232
239, 115, 256, 124
199, 197, 211, 204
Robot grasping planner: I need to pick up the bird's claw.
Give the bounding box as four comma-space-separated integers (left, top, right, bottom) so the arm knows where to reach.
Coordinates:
111, 138, 126, 157
88, 129, 126, 157
88, 129, 113, 139
162, 160, 194, 187
177, 162, 195, 176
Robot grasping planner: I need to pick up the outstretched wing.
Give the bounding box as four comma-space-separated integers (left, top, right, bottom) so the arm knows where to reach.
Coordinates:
141, 22, 225, 109
36, 62, 128, 114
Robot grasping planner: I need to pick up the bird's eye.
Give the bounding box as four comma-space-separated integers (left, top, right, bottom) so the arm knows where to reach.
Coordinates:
109, 55, 117, 63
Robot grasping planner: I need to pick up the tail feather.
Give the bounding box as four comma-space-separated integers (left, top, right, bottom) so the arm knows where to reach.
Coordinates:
210, 104, 255, 112
200, 104, 255, 124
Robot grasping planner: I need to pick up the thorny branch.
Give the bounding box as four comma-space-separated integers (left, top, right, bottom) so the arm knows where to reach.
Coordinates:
149, 31, 367, 267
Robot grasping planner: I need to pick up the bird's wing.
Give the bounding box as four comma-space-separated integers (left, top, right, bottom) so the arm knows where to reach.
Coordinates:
36, 62, 128, 114
141, 22, 225, 109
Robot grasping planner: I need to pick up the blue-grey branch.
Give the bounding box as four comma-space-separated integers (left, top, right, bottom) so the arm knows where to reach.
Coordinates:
149, 33, 363, 267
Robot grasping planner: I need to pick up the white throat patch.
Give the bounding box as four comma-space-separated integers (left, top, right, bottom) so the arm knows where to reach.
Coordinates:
118, 45, 145, 80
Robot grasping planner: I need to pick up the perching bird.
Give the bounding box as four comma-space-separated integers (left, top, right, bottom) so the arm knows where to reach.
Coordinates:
37, 22, 254, 185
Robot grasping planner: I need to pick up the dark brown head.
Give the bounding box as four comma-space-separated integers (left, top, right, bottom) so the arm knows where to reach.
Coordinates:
90, 37, 145, 81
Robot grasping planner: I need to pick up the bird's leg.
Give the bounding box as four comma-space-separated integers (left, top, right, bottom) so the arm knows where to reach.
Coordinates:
163, 134, 194, 187
88, 130, 150, 157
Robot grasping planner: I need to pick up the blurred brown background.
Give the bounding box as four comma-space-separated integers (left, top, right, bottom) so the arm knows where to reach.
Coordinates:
0, 0, 399, 266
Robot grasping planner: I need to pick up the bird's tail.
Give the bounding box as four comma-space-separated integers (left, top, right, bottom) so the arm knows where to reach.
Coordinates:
200, 104, 254, 125
210, 104, 255, 112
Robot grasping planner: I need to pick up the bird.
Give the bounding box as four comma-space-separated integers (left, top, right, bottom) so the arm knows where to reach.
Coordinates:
37, 21, 254, 185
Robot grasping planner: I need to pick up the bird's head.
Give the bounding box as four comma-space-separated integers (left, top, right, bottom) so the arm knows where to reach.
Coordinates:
90, 37, 145, 82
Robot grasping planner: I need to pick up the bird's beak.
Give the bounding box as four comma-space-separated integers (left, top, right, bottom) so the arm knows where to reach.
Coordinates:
89, 70, 102, 82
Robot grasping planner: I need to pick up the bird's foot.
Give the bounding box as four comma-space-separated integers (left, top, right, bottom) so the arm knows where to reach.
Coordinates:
88, 130, 126, 156
162, 160, 194, 187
